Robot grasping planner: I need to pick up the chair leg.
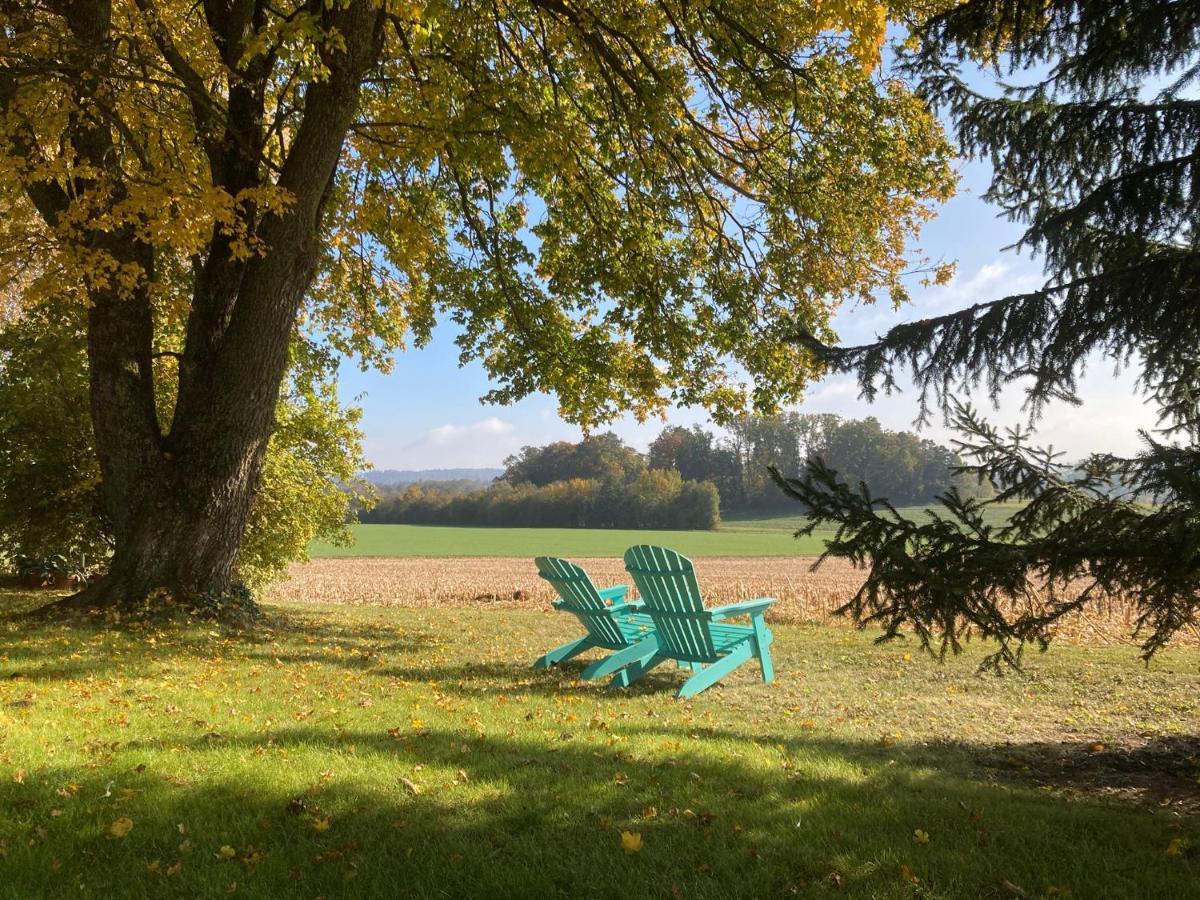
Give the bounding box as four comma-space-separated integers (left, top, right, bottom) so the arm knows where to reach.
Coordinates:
580, 637, 659, 681
533, 636, 595, 669
611, 653, 670, 688
751, 613, 775, 684
676, 643, 752, 700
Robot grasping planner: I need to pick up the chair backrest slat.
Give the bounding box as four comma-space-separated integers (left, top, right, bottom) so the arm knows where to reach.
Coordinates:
535, 556, 627, 648
623, 545, 717, 662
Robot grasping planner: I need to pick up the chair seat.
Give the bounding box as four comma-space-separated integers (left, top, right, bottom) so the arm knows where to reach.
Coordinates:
613, 613, 656, 643
611, 614, 752, 653
707, 622, 756, 652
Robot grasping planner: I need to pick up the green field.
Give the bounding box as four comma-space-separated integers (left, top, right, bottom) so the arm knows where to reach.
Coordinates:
311, 504, 1024, 558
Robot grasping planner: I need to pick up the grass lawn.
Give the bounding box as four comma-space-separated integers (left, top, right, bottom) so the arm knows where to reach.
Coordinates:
311, 504, 1026, 559
1, 588, 1196, 898
311, 523, 829, 557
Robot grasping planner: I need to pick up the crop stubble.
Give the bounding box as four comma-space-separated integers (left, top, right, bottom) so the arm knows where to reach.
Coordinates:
266, 556, 1188, 647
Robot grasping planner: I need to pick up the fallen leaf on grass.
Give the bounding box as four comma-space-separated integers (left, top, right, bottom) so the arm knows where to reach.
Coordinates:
108, 817, 134, 838
400, 777, 422, 796
899, 864, 919, 884
620, 831, 643, 854
913, 829, 930, 844
218, 845, 237, 859
1166, 838, 1183, 857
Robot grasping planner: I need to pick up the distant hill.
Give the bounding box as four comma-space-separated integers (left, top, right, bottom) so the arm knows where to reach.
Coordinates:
362, 468, 503, 486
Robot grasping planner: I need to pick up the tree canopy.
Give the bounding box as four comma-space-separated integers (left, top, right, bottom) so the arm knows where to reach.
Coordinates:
0, 0, 958, 606
778, 0, 1200, 664
1, 0, 955, 424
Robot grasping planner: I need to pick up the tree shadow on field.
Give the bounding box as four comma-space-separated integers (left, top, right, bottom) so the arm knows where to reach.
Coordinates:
376, 657, 687, 699
0, 604, 431, 682
2, 597, 1198, 897
2, 724, 1196, 900
372, 652, 1200, 816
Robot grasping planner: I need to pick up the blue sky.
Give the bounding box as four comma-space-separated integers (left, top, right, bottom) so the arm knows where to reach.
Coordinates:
338, 131, 1155, 472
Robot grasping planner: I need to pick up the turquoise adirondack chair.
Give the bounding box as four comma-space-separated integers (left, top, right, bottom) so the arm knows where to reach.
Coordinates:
622, 545, 776, 699
532, 556, 661, 685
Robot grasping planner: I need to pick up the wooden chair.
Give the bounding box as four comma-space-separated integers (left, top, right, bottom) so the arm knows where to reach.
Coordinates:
622, 545, 776, 699
532, 556, 660, 685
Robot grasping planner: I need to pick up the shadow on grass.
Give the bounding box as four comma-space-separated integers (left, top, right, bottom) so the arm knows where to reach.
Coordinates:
0, 606, 432, 682
3, 722, 1196, 899
1, 612, 1197, 897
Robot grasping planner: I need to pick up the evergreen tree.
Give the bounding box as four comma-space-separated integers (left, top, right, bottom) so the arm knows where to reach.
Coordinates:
777, 0, 1200, 665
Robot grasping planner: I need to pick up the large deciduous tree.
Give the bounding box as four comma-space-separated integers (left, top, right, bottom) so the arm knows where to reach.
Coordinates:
777, 0, 1200, 664
0, 300, 372, 592
0, 0, 955, 609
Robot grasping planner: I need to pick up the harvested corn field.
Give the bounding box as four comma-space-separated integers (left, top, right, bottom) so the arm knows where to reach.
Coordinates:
265, 556, 1195, 648
266, 555, 851, 620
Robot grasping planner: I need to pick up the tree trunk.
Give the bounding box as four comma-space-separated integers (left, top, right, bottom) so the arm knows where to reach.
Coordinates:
25, 0, 387, 616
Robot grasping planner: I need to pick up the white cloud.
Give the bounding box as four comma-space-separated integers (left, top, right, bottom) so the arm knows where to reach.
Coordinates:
422, 417, 516, 445
791, 360, 1156, 461
367, 417, 524, 469
794, 259, 1158, 459
833, 258, 1045, 345
923, 259, 1043, 313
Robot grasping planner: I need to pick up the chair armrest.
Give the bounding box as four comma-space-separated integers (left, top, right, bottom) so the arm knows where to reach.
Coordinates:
607, 600, 643, 615
597, 584, 629, 602
710, 597, 776, 621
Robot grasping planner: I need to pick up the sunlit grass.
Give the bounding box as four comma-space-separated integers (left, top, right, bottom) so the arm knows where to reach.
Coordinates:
1, 592, 1196, 898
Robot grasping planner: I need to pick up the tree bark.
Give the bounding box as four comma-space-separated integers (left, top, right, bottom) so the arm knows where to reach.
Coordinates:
13, 0, 386, 614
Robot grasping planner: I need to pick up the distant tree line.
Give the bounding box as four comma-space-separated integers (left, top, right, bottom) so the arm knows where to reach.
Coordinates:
362, 415, 992, 529
652, 414, 993, 511
363, 458, 720, 531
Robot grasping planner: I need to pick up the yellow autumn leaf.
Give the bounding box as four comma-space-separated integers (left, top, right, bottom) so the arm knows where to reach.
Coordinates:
218, 845, 237, 859
310, 816, 331, 832
1166, 838, 1183, 857
108, 817, 134, 838
899, 863, 919, 884
914, 829, 930, 844
620, 831, 643, 854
